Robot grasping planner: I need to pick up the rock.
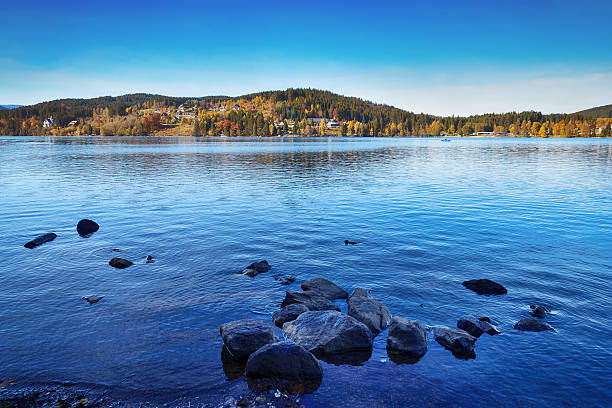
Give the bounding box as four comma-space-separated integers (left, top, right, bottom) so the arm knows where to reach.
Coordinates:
272, 304, 309, 328
433, 326, 477, 358
344, 240, 358, 245
24, 233, 57, 249
386, 317, 427, 357
220, 319, 278, 361
146, 255, 155, 264
76, 219, 99, 236
241, 260, 271, 276
245, 341, 322, 393
82, 295, 104, 305
283, 311, 373, 357
220, 346, 246, 381
301, 277, 348, 300
273, 274, 296, 285
530, 304, 548, 318
347, 288, 392, 335
462, 279, 507, 295
477, 319, 500, 335
457, 318, 485, 338
350, 287, 372, 298
281, 290, 340, 311
514, 318, 554, 332
109, 257, 133, 269
475, 315, 491, 323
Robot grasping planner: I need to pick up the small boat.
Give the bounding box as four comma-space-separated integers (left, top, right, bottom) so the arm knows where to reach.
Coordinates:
441, 138, 452, 142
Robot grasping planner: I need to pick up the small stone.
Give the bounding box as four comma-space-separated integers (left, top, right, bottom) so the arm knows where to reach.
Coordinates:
462, 279, 507, 295
24, 233, 57, 249
477, 319, 500, 335
273, 274, 296, 285
344, 240, 358, 245
433, 326, 477, 358
514, 318, 554, 332
457, 318, 485, 338
76, 219, 99, 237
146, 255, 155, 264
82, 295, 104, 305
109, 257, 133, 269
530, 304, 548, 318
272, 304, 309, 328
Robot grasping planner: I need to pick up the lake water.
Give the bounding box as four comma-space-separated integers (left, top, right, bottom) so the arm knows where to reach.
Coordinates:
0, 136, 611, 407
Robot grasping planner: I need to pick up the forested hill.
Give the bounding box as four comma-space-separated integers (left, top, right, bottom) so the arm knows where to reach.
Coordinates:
575, 104, 612, 118
0, 88, 610, 137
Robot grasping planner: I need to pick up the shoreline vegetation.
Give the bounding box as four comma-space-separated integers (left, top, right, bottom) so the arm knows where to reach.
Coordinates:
1, 89, 610, 138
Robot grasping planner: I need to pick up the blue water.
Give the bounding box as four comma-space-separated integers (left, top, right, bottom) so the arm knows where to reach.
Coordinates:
0, 136, 611, 407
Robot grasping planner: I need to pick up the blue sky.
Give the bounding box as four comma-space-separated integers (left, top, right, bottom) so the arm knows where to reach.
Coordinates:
1, 0, 611, 115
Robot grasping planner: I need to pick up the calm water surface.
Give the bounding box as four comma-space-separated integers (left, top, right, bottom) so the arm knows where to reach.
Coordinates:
0, 137, 611, 407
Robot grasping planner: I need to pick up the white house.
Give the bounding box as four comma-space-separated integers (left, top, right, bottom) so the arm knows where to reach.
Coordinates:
43, 116, 55, 128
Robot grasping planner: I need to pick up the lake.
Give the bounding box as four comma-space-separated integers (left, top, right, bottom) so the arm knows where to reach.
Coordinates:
0, 136, 610, 407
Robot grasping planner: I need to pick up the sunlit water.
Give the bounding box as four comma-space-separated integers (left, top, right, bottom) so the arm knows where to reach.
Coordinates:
0, 136, 611, 407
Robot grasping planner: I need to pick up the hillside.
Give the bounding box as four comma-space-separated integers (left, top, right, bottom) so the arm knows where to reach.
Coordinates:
0, 89, 609, 137
575, 104, 612, 118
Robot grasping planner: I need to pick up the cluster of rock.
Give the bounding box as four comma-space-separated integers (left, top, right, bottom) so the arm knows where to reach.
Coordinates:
514, 304, 554, 332
24, 219, 155, 305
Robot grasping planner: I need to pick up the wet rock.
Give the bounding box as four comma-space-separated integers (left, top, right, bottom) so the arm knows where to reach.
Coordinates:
245, 340, 322, 393
272, 304, 309, 328
220, 346, 246, 381
76, 219, 99, 237
386, 317, 427, 358
273, 274, 296, 285
347, 288, 392, 335
514, 318, 554, 332
24, 232, 57, 249
462, 279, 507, 295
281, 290, 340, 311
241, 260, 271, 276
82, 295, 104, 305
477, 319, 500, 335
457, 318, 485, 338
530, 304, 548, 318
109, 257, 133, 269
475, 315, 491, 323
301, 278, 348, 300
146, 255, 155, 264
344, 240, 358, 245
433, 326, 477, 358
220, 319, 279, 361
283, 311, 373, 357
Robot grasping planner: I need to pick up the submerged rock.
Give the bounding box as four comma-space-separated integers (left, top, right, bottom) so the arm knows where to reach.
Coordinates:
146, 255, 155, 264
433, 326, 477, 358
281, 290, 340, 311
109, 257, 133, 269
301, 277, 348, 300
76, 219, 99, 237
220, 319, 278, 361
514, 318, 554, 332
220, 346, 246, 381
242, 260, 271, 276
344, 240, 358, 245
462, 279, 507, 295
273, 274, 296, 285
386, 317, 427, 358
245, 340, 323, 393
347, 288, 392, 335
272, 304, 309, 328
283, 311, 373, 357
82, 295, 104, 305
530, 304, 548, 318
24, 232, 57, 249
457, 318, 485, 338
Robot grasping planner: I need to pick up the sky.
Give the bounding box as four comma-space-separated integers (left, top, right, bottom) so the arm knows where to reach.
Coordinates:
1, 0, 611, 115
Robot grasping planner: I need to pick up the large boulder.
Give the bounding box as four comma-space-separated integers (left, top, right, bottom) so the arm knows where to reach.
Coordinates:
301, 278, 348, 300
24, 233, 57, 249
347, 288, 392, 335
245, 341, 322, 393
457, 318, 485, 338
76, 219, 99, 237
530, 304, 548, 318
283, 311, 373, 357
241, 260, 271, 277
281, 290, 340, 311
220, 319, 279, 361
386, 317, 427, 357
514, 318, 554, 332
272, 304, 309, 328
462, 279, 507, 295
109, 257, 133, 269
433, 326, 477, 358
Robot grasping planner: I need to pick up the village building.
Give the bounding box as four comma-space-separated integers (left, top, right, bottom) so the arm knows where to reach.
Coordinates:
43, 116, 55, 128
67, 120, 78, 127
